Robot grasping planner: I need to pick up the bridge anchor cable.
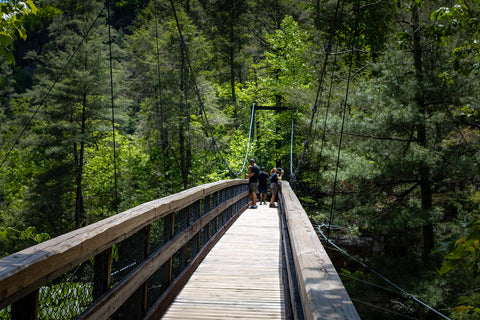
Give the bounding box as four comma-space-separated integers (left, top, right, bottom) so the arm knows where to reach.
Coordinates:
317, 225, 452, 320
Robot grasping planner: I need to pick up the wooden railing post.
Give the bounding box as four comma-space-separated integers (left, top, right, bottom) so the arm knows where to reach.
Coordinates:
0, 179, 248, 320
184, 207, 190, 263
93, 248, 113, 300
11, 290, 38, 320
168, 213, 175, 283
142, 225, 151, 314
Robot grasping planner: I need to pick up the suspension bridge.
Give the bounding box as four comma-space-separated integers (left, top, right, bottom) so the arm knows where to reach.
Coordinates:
0, 3, 361, 318
0, 179, 359, 320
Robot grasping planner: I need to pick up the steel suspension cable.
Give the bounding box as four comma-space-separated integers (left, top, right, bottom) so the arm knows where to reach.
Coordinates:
327, 0, 360, 239
349, 298, 419, 320
305, 4, 454, 319
317, 225, 452, 320
153, 2, 166, 159
238, 103, 256, 175
294, 0, 342, 177
106, 0, 119, 213
0, 7, 105, 169
169, 0, 252, 177
314, 3, 344, 188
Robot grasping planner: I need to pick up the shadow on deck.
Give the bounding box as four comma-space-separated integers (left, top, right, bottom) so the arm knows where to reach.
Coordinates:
0, 180, 359, 320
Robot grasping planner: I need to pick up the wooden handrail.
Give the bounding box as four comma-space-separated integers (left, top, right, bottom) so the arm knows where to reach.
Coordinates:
79, 191, 246, 320
0, 178, 360, 320
279, 181, 360, 320
0, 179, 248, 318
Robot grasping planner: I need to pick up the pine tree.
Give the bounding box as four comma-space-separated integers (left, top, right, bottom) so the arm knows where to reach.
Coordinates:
0, 0, 37, 65
23, 0, 113, 233
335, 0, 480, 257
126, 1, 219, 190
202, 0, 252, 122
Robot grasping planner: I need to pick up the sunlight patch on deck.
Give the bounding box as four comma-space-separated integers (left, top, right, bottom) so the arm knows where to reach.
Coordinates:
161, 203, 285, 319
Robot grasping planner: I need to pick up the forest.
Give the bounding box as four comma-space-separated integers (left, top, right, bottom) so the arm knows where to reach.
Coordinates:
1, 0, 480, 319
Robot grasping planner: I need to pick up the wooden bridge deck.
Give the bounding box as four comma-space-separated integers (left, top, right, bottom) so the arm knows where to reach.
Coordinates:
161, 203, 285, 319
0, 180, 359, 319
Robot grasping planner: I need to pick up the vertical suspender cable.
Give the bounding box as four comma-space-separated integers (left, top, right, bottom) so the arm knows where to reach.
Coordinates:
239, 103, 256, 174
315, 1, 345, 189
290, 112, 295, 179
327, 0, 361, 239
169, 0, 234, 176
169, 0, 255, 177
294, 0, 342, 178
106, 0, 119, 213
154, 2, 165, 157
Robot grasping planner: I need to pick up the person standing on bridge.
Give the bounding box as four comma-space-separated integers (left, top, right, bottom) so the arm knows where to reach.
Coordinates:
258, 167, 269, 205
246, 159, 260, 209
269, 167, 282, 207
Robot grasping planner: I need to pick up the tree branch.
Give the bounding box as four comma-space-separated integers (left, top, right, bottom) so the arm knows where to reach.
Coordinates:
360, 0, 385, 10
325, 129, 416, 142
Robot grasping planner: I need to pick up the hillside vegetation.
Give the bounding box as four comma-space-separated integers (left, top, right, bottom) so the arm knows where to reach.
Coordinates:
1, 0, 480, 318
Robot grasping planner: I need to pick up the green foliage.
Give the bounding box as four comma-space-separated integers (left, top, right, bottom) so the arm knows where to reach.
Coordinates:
0, 226, 50, 257
453, 294, 480, 318
84, 132, 161, 217
15, 0, 122, 232
264, 16, 315, 88
38, 282, 92, 319
340, 268, 372, 295
0, 0, 37, 64
438, 217, 480, 319
0, 1, 480, 318
255, 15, 316, 97
440, 220, 480, 275
430, 1, 480, 73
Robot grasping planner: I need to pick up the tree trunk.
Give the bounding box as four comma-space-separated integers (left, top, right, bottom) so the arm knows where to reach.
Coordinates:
230, 29, 237, 125
275, 93, 282, 168
228, 0, 238, 126
411, 4, 434, 255
180, 42, 189, 189
75, 93, 87, 228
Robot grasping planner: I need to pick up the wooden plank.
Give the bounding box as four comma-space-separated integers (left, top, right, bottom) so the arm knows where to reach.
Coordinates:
143, 204, 247, 320
281, 181, 360, 320
0, 179, 247, 310
161, 204, 286, 320
78, 192, 248, 320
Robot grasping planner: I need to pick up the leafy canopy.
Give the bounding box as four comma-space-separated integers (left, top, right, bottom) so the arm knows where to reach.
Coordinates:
0, 0, 37, 64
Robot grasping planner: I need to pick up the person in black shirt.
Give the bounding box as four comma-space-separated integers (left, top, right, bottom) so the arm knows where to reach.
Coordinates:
269, 167, 282, 207
258, 167, 269, 205
245, 159, 260, 208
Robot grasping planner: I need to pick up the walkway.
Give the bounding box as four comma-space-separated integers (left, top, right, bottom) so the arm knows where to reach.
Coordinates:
161, 203, 286, 319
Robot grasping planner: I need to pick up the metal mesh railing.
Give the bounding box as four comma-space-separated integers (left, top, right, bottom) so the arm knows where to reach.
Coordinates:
1, 181, 248, 320
146, 261, 170, 309
112, 285, 144, 320
111, 229, 147, 287
174, 207, 189, 236
203, 194, 211, 215
0, 307, 10, 319
199, 225, 209, 247
39, 265, 94, 320
151, 216, 171, 252
187, 234, 200, 263
190, 199, 200, 223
